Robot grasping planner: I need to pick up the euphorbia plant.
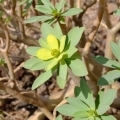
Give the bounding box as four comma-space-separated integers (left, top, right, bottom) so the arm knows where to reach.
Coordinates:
24, 0, 83, 24
57, 78, 117, 120
23, 22, 88, 90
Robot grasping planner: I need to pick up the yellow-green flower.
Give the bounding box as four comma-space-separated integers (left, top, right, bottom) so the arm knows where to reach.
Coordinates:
36, 34, 66, 60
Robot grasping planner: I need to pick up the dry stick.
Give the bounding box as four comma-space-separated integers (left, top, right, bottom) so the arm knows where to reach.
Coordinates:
13, 62, 24, 73
0, 82, 53, 120
18, 3, 25, 40
80, 0, 105, 96
102, 3, 113, 90
0, 29, 39, 46
0, 23, 15, 80
83, 0, 105, 56
77, 0, 82, 8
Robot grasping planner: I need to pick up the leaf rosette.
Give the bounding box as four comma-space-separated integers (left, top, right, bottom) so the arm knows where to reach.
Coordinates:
24, 23, 88, 90
24, 0, 83, 24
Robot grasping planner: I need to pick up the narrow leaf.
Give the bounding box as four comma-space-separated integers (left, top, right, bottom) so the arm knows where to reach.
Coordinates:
24, 16, 53, 23
39, 38, 51, 50
80, 78, 91, 99
68, 59, 88, 76
56, 0, 66, 12
32, 70, 53, 90
98, 70, 120, 86
58, 59, 67, 80
63, 47, 78, 58
35, 5, 52, 14
101, 115, 116, 120
67, 27, 85, 47
31, 60, 51, 70
66, 97, 90, 111
41, 23, 58, 39
110, 42, 120, 62
26, 46, 40, 56
93, 55, 120, 69
56, 115, 63, 120
23, 57, 40, 69
57, 76, 67, 89
41, 0, 55, 9
54, 22, 63, 40
61, 8, 83, 16
73, 110, 92, 118
57, 104, 80, 116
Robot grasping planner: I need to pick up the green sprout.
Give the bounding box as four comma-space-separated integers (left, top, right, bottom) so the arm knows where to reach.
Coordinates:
57, 78, 117, 120
24, 23, 88, 90
0, 58, 5, 66
24, 0, 83, 24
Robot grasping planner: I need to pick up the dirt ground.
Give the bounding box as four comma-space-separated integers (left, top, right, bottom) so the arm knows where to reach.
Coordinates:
0, 1, 120, 120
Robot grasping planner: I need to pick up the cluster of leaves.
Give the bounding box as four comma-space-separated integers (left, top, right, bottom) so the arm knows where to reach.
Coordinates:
93, 41, 120, 86
24, 23, 88, 90
56, 78, 117, 120
24, 0, 83, 24
0, 58, 5, 66
22, 0, 118, 119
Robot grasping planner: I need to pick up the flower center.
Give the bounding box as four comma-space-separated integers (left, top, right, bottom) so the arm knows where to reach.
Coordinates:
51, 49, 60, 57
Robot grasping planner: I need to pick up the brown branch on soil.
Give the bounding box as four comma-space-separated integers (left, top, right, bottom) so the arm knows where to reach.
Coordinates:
102, 3, 113, 90
0, 21, 14, 80
0, 82, 53, 120
82, 0, 105, 56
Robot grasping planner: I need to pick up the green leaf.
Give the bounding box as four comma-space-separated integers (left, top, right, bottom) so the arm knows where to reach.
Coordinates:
56, 0, 66, 12
23, 57, 40, 69
114, 9, 120, 16
67, 27, 85, 47
19, 0, 27, 6
45, 58, 58, 71
73, 110, 92, 118
95, 117, 101, 120
110, 42, 120, 62
60, 35, 66, 52
57, 76, 67, 89
96, 105, 110, 115
74, 86, 81, 97
118, 40, 120, 48
67, 59, 88, 76
63, 47, 78, 58
66, 97, 90, 111
26, 47, 40, 56
41, 23, 58, 39
96, 89, 117, 115
41, 0, 55, 9
101, 115, 116, 120
80, 78, 91, 99
72, 118, 88, 120
58, 59, 67, 80
24, 16, 53, 23
93, 55, 120, 69
32, 70, 53, 90
99, 89, 116, 106
57, 104, 80, 116
57, 59, 67, 89
98, 70, 120, 86
74, 86, 95, 110
54, 22, 63, 40
95, 90, 104, 109
39, 38, 51, 50
89, 117, 94, 120
61, 8, 83, 16
24, 0, 33, 10
56, 115, 63, 120
31, 60, 51, 70
35, 5, 52, 14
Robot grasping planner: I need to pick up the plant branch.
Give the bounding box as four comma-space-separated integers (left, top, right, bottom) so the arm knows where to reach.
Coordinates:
82, 0, 105, 56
